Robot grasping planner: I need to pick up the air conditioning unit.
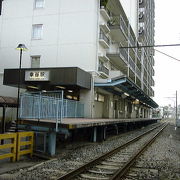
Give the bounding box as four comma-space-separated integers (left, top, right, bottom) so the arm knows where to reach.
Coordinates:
138, 27, 144, 34
139, 12, 144, 19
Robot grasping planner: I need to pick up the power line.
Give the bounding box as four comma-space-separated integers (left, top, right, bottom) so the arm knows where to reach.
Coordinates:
118, 43, 180, 62
155, 49, 180, 62
119, 43, 180, 49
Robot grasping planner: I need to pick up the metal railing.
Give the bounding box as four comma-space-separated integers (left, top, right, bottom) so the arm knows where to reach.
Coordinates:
119, 47, 128, 63
129, 56, 135, 71
136, 66, 141, 79
129, 34, 136, 46
100, 3, 111, 17
98, 64, 109, 75
20, 92, 84, 130
99, 31, 110, 46
120, 16, 128, 36
108, 15, 128, 36
63, 99, 84, 118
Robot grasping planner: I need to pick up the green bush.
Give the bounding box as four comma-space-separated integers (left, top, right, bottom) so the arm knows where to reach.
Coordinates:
100, 0, 108, 7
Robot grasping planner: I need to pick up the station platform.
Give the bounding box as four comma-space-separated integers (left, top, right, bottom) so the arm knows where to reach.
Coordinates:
17, 117, 161, 156
19, 117, 161, 129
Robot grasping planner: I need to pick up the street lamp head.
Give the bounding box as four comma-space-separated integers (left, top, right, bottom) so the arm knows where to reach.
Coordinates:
16, 44, 28, 51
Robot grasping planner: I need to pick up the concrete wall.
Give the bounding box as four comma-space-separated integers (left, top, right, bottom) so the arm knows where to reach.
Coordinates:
0, 0, 99, 97
120, 0, 138, 37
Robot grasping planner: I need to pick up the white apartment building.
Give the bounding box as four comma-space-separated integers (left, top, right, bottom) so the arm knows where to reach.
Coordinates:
0, 0, 157, 120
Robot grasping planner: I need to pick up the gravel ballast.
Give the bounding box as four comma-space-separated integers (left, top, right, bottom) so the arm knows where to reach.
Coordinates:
0, 120, 179, 180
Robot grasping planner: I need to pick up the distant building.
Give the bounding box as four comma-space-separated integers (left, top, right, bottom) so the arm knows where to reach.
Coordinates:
0, 0, 157, 119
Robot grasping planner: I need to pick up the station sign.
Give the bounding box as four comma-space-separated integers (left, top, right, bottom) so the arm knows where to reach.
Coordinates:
25, 70, 50, 81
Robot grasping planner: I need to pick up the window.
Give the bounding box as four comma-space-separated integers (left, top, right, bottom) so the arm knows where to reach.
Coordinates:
34, 0, 44, 9
95, 93, 105, 102
32, 24, 43, 40
31, 56, 40, 68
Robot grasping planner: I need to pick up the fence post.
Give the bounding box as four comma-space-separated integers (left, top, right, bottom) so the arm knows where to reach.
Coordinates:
56, 98, 59, 132
16, 132, 34, 161
0, 133, 17, 162
38, 92, 42, 120
66, 100, 68, 118
60, 90, 64, 123
75, 101, 77, 118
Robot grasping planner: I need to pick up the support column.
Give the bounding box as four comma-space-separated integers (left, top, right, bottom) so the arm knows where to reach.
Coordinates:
115, 124, 118, 135
103, 126, 106, 140
48, 132, 56, 156
93, 127, 97, 142
97, 126, 104, 142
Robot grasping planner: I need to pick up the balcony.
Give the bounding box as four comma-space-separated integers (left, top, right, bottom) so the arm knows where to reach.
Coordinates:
100, 6, 111, 21
107, 48, 128, 64
143, 76, 147, 86
136, 66, 141, 80
129, 56, 135, 72
106, 48, 128, 74
151, 78, 155, 86
99, 31, 110, 48
152, 68, 155, 76
98, 53, 109, 62
98, 64, 109, 78
139, 11, 145, 22
100, 22, 110, 33
108, 16, 128, 42
129, 34, 136, 47
138, 26, 144, 36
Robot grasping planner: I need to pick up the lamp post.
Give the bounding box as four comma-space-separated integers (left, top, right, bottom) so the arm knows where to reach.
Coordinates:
16, 44, 28, 132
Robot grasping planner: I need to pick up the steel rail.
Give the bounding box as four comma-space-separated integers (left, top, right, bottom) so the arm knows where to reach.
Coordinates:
56, 123, 165, 180
110, 123, 168, 180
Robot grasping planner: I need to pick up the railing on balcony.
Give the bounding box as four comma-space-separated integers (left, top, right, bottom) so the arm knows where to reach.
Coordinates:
136, 66, 141, 79
100, 4, 111, 18
137, 52, 141, 62
120, 16, 128, 37
143, 77, 147, 86
119, 47, 128, 63
129, 56, 135, 71
98, 63, 109, 75
99, 30, 110, 46
151, 79, 155, 86
129, 34, 136, 47
108, 16, 128, 37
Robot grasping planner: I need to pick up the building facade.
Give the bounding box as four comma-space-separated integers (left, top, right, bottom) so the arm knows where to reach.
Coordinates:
0, 0, 157, 119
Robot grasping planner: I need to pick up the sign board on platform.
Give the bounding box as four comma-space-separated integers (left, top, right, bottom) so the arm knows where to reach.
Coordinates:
25, 70, 50, 81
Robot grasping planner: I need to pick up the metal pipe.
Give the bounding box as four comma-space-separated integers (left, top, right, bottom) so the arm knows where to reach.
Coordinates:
16, 49, 22, 132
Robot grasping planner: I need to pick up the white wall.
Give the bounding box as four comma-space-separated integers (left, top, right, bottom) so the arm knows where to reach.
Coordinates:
120, 0, 138, 37
0, 0, 99, 96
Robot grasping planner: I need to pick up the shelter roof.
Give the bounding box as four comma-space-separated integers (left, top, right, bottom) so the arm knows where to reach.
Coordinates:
0, 96, 17, 107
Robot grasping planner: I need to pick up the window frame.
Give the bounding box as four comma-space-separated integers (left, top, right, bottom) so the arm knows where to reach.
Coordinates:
34, 0, 45, 9
31, 55, 41, 68
32, 24, 43, 40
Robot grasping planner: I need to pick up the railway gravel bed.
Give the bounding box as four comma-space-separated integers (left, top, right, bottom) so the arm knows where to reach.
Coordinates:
123, 119, 180, 180
0, 121, 179, 180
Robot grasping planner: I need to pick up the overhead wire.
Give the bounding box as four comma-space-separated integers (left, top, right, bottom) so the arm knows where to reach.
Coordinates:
119, 43, 180, 49
118, 43, 180, 62
154, 49, 180, 62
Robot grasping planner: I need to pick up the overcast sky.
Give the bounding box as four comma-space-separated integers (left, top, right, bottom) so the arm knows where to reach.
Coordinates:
153, 0, 180, 107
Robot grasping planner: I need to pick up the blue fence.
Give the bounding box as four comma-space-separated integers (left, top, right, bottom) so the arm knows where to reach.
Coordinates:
19, 92, 84, 123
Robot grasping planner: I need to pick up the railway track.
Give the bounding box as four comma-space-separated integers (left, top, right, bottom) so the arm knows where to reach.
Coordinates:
56, 123, 167, 180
